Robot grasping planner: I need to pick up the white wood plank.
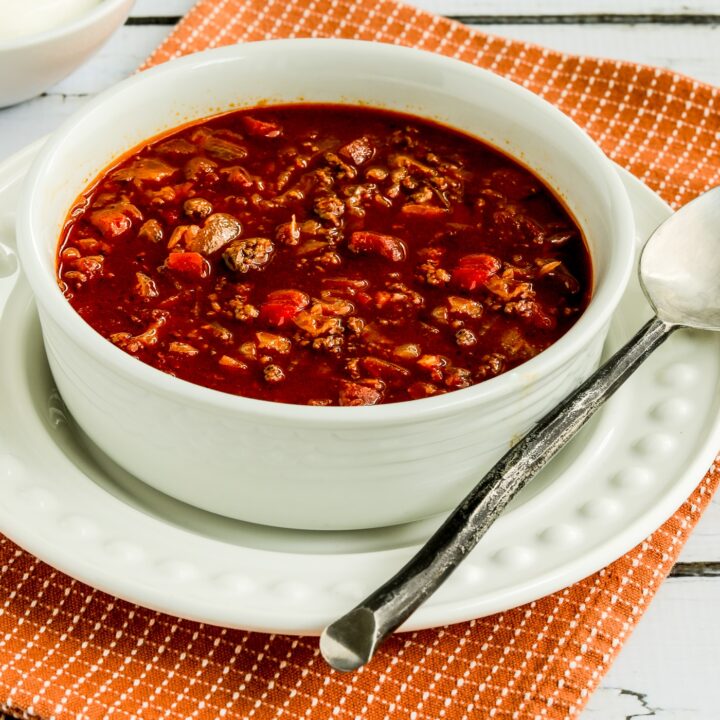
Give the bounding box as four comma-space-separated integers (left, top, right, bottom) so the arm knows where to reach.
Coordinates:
583, 577, 720, 718
413, 0, 720, 16
131, 0, 193, 16
677, 495, 720, 562
130, 0, 720, 18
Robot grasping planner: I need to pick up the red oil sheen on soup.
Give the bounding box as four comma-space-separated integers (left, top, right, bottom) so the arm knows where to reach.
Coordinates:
57, 104, 591, 406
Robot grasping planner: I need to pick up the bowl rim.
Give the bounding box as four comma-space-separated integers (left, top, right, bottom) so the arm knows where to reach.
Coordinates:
0, 0, 134, 51
17, 37, 636, 427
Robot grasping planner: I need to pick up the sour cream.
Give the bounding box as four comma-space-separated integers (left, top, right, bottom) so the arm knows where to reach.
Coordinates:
0, 0, 101, 42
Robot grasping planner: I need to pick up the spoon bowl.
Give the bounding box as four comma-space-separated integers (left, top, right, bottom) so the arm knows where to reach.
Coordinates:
641, 186, 720, 329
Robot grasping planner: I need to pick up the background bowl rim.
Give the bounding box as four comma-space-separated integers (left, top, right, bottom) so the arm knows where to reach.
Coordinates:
0, 0, 134, 51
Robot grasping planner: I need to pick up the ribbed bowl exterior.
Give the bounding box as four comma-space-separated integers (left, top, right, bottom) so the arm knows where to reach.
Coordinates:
40, 309, 607, 529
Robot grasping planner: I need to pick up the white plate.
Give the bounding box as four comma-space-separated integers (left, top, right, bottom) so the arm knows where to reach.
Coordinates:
0, 142, 718, 634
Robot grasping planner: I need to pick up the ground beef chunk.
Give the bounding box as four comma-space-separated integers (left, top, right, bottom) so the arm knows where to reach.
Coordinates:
223, 237, 274, 273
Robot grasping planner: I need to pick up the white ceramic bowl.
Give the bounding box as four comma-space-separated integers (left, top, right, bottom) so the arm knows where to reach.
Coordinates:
17, 39, 635, 530
0, 0, 134, 108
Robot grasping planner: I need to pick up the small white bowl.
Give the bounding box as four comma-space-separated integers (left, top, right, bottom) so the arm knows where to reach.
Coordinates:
17, 39, 635, 530
0, 0, 134, 108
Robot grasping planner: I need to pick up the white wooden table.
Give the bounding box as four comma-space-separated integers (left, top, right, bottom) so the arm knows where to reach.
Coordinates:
1, 2, 719, 717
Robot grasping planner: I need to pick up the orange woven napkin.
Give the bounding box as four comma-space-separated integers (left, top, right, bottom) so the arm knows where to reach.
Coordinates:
1, 2, 719, 719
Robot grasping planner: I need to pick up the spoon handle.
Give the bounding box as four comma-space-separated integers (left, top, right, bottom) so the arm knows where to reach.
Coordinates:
321, 315, 676, 672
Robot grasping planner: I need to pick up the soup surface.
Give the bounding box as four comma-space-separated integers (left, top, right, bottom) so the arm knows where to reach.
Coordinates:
57, 104, 591, 406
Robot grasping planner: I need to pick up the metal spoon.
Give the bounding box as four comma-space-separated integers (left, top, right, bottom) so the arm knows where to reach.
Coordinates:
320, 185, 720, 672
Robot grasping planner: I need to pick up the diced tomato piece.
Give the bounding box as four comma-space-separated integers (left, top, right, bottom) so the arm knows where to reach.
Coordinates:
526, 302, 557, 330
89, 208, 132, 239
355, 291, 373, 307
339, 137, 374, 165
451, 254, 502, 291
348, 232, 406, 262
338, 381, 382, 407
400, 204, 447, 218
417, 354, 448, 383
259, 289, 310, 327
260, 305, 299, 327
166, 251, 210, 278
75, 255, 105, 278
241, 116, 282, 138
452, 267, 487, 292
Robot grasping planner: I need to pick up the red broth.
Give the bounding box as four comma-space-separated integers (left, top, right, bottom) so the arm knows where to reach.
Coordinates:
57, 104, 591, 406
